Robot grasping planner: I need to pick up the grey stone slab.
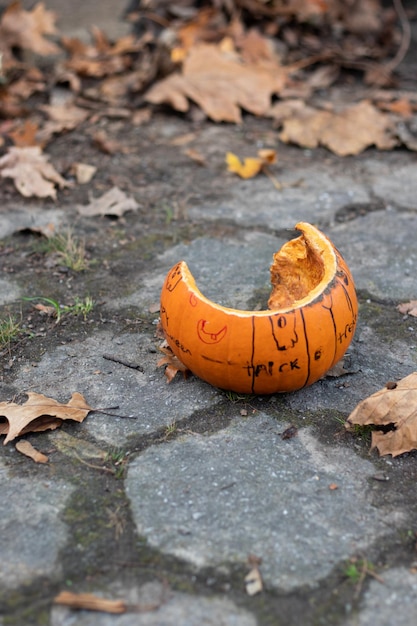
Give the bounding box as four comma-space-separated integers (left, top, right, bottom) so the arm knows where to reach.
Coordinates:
344, 567, 417, 626
330, 210, 417, 300
9, 331, 221, 445
0, 205, 65, 239
366, 161, 417, 210
51, 581, 257, 626
188, 166, 370, 229
0, 459, 73, 590
0, 277, 21, 305
125, 414, 402, 592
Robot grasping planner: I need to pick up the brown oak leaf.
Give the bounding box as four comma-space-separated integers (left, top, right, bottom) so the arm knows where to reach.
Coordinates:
145, 43, 287, 123
279, 100, 397, 156
346, 373, 417, 457
0, 392, 92, 445
0, 146, 70, 198
0, 1, 60, 58
76, 186, 139, 217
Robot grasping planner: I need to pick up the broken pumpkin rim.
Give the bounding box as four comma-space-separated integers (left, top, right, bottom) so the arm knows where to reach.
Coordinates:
178, 222, 338, 317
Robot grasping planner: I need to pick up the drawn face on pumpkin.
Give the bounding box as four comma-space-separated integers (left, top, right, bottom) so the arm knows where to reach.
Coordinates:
165, 263, 182, 292
197, 319, 228, 344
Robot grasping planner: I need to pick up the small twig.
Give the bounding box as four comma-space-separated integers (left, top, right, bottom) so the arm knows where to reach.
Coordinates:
262, 166, 283, 190
287, 52, 334, 73
103, 353, 144, 372
90, 407, 138, 420
354, 560, 384, 599
385, 0, 411, 74
71, 450, 115, 474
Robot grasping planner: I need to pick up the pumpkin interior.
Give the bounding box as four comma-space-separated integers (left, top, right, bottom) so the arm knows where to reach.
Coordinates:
268, 233, 326, 309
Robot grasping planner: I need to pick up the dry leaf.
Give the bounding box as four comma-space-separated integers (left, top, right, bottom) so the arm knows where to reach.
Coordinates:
0, 1, 60, 57
71, 162, 97, 184
62, 28, 140, 78
6, 66, 46, 102
184, 148, 206, 166
8, 120, 40, 147
92, 130, 128, 155
279, 100, 397, 156
237, 28, 280, 66
245, 567, 263, 595
15, 439, 48, 463
41, 104, 89, 127
377, 98, 413, 119
0, 392, 92, 445
131, 108, 152, 126
397, 301, 417, 317
157, 343, 190, 383
0, 146, 70, 198
33, 303, 57, 317
169, 132, 198, 146
226, 149, 277, 179
245, 557, 263, 596
145, 43, 287, 123
77, 187, 139, 217
346, 372, 417, 457
54, 591, 126, 614
37, 104, 90, 143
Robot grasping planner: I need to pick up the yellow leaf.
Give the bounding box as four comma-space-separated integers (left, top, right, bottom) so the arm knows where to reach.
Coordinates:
226, 152, 263, 179
226, 149, 277, 179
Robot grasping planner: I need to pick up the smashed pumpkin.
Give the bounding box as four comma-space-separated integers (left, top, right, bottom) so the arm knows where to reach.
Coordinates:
159, 222, 357, 394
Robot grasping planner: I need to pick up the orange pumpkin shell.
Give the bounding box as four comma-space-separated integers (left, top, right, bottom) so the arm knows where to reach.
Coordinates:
160, 222, 357, 394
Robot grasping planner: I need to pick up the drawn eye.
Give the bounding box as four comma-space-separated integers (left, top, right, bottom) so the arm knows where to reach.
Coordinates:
197, 320, 227, 344
160, 222, 357, 394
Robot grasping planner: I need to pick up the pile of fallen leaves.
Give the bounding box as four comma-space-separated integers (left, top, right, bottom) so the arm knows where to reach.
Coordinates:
0, 0, 416, 200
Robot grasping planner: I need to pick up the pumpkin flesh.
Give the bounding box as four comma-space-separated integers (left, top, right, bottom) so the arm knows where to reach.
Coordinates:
160, 222, 357, 394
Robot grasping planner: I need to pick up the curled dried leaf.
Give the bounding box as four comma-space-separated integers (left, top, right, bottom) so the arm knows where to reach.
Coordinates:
0, 392, 92, 445
157, 343, 190, 383
346, 372, 417, 457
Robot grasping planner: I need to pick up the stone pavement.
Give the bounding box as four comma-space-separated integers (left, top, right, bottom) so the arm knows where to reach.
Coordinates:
1, 137, 417, 625
1, 3, 417, 626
